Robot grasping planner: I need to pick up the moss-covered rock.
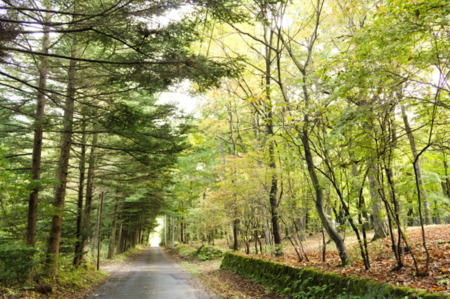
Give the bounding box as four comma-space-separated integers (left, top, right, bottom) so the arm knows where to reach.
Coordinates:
220, 252, 449, 299
196, 245, 224, 261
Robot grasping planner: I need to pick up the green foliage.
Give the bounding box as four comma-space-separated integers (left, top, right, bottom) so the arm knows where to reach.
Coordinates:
174, 244, 225, 261
196, 0, 250, 24
195, 245, 224, 261
220, 253, 448, 299
0, 243, 37, 285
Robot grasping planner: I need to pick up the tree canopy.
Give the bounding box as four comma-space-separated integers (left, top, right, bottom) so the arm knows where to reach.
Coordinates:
0, 0, 449, 294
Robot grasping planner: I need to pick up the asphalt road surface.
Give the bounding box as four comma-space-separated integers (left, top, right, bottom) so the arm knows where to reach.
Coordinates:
86, 247, 210, 299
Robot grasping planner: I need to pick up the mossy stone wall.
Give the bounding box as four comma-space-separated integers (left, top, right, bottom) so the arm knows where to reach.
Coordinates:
220, 252, 449, 299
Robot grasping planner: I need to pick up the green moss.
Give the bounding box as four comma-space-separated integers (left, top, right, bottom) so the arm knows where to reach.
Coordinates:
54, 266, 107, 292
221, 253, 450, 299
175, 244, 197, 258
196, 245, 224, 261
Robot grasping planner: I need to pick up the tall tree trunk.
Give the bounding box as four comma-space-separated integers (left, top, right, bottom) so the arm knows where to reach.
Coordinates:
263, 24, 282, 256
46, 41, 77, 276
26, 15, 51, 247
73, 123, 87, 266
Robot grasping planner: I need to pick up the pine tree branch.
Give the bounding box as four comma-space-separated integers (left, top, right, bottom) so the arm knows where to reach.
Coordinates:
1, 46, 186, 65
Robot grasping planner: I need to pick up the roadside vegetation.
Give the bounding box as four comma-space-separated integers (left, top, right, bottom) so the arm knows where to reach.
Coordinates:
167, 225, 450, 297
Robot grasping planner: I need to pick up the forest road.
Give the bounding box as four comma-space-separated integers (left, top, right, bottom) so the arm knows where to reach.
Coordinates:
86, 246, 211, 299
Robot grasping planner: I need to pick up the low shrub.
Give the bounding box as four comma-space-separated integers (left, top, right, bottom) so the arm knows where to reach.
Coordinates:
196, 245, 224, 261
0, 243, 38, 284
221, 252, 449, 299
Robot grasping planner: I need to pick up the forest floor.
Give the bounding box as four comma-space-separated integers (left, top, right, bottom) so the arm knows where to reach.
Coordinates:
173, 225, 450, 297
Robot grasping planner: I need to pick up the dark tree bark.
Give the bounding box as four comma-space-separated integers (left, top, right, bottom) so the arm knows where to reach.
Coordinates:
46, 41, 77, 276
96, 192, 104, 271
80, 133, 98, 261
107, 195, 120, 259
73, 122, 87, 266
232, 218, 240, 251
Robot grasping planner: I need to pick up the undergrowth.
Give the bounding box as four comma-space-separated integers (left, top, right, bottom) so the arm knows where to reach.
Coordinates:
0, 265, 107, 298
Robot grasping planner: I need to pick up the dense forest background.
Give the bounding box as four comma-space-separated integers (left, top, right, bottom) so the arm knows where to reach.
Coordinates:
0, 0, 449, 290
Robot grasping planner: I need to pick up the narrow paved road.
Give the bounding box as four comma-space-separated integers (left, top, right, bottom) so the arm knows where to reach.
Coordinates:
86, 247, 210, 299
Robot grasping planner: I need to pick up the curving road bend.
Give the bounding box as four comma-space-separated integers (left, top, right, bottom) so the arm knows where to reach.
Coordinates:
86, 247, 211, 299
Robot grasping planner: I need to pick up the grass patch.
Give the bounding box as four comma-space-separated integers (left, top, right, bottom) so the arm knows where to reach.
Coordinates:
54, 265, 107, 292
109, 244, 146, 262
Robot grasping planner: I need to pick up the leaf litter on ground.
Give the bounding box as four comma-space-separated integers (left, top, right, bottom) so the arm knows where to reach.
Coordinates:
247, 225, 450, 295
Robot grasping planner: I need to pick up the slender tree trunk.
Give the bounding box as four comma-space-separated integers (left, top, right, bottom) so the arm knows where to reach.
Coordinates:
171, 216, 175, 249
268, 138, 282, 254
96, 192, 104, 271
180, 217, 185, 243
263, 209, 272, 246
80, 133, 98, 261
263, 24, 282, 256
321, 227, 327, 262
301, 126, 349, 265
73, 123, 87, 266
26, 15, 51, 247
116, 223, 123, 254
401, 105, 430, 224
107, 196, 119, 259
164, 215, 167, 246
46, 41, 77, 276
384, 163, 404, 270
232, 218, 240, 251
